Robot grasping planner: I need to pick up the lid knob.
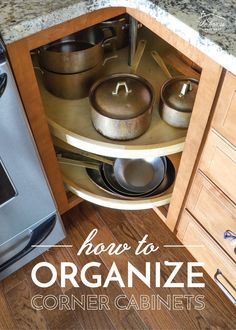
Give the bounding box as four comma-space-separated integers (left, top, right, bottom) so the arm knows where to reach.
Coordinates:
179, 81, 193, 98
112, 81, 132, 95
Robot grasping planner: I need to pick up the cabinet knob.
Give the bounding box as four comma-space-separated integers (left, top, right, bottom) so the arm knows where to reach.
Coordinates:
224, 230, 236, 255
224, 230, 236, 240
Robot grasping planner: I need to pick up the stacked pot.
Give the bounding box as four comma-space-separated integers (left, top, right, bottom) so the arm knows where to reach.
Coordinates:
38, 26, 113, 99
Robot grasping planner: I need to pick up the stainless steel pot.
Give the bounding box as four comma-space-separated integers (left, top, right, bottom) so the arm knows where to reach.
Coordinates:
89, 73, 155, 140
160, 77, 198, 128
40, 62, 102, 99
38, 26, 115, 74
99, 14, 129, 50
152, 50, 199, 128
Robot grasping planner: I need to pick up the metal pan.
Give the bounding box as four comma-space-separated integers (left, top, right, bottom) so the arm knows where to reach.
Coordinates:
144, 157, 175, 197
86, 157, 175, 199
113, 156, 165, 194
86, 166, 137, 199
86, 165, 114, 194
102, 156, 167, 196
102, 163, 147, 197
123, 157, 175, 198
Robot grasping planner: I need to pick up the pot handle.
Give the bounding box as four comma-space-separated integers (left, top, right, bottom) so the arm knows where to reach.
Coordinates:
131, 39, 147, 74
112, 81, 132, 95
102, 26, 118, 65
33, 66, 44, 75
102, 26, 117, 48
179, 81, 193, 97
30, 49, 40, 56
122, 22, 129, 30
122, 21, 142, 30
151, 50, 172, 79
103, 53, 118, 66
57, 156, 100, 171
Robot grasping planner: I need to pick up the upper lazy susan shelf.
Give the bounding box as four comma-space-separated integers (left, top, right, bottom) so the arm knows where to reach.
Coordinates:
36, 29, 200, 159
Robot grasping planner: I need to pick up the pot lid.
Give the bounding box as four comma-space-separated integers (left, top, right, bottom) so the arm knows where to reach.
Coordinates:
89, 74, 154, 119
161, 78, 198, 113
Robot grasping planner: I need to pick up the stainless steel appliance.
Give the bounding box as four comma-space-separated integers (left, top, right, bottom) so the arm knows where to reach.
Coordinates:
0, 39, 65, 280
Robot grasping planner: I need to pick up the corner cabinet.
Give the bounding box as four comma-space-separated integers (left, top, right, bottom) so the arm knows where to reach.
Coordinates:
6, 7, 222, 229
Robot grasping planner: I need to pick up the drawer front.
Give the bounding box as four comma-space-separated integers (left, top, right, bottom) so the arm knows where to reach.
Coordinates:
199, 130, 236, 204
187, 171, 236, 261
213, 71, 236, 147
177, 210, 236, 304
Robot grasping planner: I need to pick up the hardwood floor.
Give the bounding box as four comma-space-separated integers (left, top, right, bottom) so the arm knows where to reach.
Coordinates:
0, 202, 235, 330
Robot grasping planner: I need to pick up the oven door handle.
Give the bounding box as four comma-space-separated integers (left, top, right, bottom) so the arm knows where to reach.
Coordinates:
0, 214, 56, 272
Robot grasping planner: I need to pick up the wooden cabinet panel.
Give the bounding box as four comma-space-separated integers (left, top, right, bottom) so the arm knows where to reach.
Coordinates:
199, 130, 236, 204
213, 72, 236, 147
187, 171, 236, 261
177, 210, 236, 303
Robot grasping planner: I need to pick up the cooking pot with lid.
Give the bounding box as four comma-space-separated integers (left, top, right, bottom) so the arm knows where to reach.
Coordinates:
160, 77, 199, 128
152, 50, 199, 128
89, 73, 155, 140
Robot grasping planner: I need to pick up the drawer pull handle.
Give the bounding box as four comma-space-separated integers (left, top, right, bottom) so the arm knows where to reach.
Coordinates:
214, 269, 236, 305
224, 230, 236, 240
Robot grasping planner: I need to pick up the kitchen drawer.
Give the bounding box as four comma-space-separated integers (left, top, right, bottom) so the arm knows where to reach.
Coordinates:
177, 210, 236, 304
212, 71, 236, 147
187, 171, 236, 261
199, 130, 236, 204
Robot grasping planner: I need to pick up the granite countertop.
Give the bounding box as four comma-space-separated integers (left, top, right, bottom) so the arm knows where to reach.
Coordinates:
0, 0, 236, 74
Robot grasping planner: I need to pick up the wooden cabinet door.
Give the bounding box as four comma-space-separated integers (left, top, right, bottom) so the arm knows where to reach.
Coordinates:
199, 130, 236, 204
213, 71, 236, 147
187, 171, 236, 261
177, 210, 236, 304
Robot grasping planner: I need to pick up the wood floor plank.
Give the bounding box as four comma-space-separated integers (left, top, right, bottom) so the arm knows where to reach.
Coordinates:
1, 255, 44, 294
5, 279, 48, 330
62, 213, 149, 330
43, 239, 80, 293
3, 254, 83, 330
70, 203, 179, 330
25, 254, 83, 330
0, 284, 17, 330
119, 309, 151, 330
67, 285, 116, 330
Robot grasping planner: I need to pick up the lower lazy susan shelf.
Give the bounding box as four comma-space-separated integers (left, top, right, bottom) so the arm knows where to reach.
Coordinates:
36, 45, 188, 159
59, 153, 181, 210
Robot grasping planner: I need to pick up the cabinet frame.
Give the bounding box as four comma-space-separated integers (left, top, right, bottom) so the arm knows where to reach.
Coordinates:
6, 7, 222, 227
